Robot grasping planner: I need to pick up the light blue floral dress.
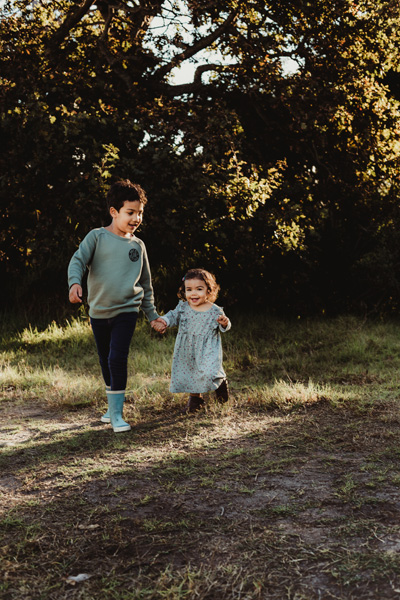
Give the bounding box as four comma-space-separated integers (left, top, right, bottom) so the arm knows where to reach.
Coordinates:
162, 301, 231, 394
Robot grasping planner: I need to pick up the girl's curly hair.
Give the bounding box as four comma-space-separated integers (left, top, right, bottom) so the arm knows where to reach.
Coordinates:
178, 268, 220, 303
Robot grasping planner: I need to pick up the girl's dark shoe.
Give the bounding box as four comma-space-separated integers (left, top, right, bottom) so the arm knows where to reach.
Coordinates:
186, 395, 205, 413
215, 379, 229, 403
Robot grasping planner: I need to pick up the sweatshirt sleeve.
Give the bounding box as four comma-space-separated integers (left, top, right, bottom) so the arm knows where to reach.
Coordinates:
161, 302, 183, 328
67, 230, 98, 289
138, 243, 159, 322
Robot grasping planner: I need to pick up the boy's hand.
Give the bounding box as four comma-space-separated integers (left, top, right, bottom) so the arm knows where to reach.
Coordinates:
217, 314, 229, 328
151, 318, 167, 334
69, 284, 83, 304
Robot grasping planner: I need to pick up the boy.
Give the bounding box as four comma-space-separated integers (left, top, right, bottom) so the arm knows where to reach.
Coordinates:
68, 180, 160, 433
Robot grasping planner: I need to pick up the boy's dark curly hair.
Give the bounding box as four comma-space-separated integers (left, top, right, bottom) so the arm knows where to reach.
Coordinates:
106, 180, 147, 212
178, 268, 220, 303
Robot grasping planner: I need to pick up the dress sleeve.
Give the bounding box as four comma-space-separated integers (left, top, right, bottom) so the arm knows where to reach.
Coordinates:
218, 318, 231, 333
161, 302, 183, 328
215, 305, 231, 332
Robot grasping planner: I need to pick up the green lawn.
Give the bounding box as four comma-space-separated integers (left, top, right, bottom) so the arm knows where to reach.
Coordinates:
1, 314, 400, 599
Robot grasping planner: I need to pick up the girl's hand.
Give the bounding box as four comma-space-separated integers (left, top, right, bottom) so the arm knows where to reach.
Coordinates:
217, 314, 229, 328
69, 284, 83, 304
151, 318, 167, 334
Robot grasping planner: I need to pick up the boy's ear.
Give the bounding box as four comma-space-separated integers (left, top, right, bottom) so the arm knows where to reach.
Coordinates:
109, 206, 118, 218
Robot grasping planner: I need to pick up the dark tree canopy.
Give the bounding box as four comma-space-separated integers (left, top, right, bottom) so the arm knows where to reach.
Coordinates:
1, 0, 400, 316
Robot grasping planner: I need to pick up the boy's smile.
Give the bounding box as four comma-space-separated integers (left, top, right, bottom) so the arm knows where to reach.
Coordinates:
108, 200, 144, 238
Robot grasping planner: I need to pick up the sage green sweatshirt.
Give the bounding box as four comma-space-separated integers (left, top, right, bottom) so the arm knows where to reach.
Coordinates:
68, 228, 159, 321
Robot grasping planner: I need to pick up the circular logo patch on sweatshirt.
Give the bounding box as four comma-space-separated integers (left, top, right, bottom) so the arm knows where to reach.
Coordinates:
129, 248, 139, 262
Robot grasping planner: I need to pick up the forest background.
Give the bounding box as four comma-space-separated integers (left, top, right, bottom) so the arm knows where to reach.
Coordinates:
1, 0, 400, 319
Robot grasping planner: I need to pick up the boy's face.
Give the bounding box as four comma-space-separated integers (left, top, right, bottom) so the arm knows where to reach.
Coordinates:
110, 200, 144, 237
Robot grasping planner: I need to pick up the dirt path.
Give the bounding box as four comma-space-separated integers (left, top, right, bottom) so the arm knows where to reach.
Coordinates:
1, 398, 400, 599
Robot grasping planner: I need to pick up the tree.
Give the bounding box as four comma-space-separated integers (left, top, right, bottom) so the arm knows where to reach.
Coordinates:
1, 0, 400, 315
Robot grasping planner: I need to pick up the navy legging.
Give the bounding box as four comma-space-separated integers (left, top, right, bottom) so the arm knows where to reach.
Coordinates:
90, 312, 138, 391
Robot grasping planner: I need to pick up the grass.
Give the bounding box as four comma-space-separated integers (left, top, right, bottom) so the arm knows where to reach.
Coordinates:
2, 313, 400, 598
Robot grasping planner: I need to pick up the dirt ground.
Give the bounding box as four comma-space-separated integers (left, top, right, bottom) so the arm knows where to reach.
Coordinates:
2, 396, 400, 599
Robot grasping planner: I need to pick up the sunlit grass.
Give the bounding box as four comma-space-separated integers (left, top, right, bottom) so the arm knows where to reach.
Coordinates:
243, 378, 354, 411
2, 313, 400, 411
18, 318, 92, 347
0, 316, 174, 407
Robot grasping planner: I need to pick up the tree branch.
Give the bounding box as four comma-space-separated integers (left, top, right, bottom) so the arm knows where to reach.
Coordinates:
193, 63, 220, 84
100, 5, 114, 40
154, 8, 239, 80
46, 0, 97, 49
159, 63, 221, 96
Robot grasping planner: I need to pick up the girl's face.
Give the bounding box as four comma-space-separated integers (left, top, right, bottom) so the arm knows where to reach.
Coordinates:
109, 200, 144, 237
184, 278, 209, 309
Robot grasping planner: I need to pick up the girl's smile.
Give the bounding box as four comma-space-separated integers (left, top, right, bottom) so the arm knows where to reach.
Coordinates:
184, 278, 211, 311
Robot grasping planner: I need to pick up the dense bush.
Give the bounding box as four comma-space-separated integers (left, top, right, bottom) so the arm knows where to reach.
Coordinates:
1, 0, 400, 317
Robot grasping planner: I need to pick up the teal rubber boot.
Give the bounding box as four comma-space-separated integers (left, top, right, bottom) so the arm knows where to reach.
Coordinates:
107, 390, 131, 433
101, 386, 111, 423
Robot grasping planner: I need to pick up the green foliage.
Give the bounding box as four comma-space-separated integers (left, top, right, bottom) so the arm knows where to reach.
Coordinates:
1, 0, 400, 315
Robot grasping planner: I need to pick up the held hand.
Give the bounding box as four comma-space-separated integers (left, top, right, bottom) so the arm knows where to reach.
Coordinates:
217, 314, 229, 329
69, 284, 83, 304
151, 318, 167, 334
156, 318, 168, 333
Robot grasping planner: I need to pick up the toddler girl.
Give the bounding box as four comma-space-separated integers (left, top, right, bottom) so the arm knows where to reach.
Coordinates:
155, 268, 231, 413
